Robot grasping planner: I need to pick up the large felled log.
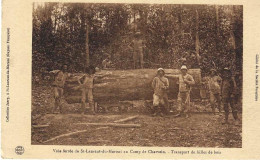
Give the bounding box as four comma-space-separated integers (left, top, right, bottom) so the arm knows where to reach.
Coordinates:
64, 69, 201, 104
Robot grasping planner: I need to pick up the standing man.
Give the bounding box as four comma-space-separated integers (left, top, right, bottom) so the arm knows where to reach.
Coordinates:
102, 56, 112, 69
175, 65, 195, 118
51, 64, 70, 114
208, 69, 222, 114
78, 65, 96, 115
200, 75, 210, 109
151, 68, 169, 117
221, 67, 239, 125
62, 65, 70, 82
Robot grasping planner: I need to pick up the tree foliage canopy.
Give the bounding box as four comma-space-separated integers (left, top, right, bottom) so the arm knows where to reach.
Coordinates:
33, 3, 242, 76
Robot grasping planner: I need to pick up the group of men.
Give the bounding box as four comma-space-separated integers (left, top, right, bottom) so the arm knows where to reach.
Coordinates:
51, 63, 239, 125
51, 65, 96, 115
206, 67, 239, 125
151, 66, 194, 118
151, 65, 239, 125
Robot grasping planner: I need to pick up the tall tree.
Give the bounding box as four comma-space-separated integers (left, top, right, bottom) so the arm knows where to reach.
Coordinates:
85, 24, 90, 68
229, 5, 237, 71
195, 9, 201, 66
215, 5, 220, 52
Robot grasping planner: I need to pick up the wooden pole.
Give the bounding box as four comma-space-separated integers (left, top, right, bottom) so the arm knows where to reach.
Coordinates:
113, 116, 138, 123
32, 124, 49, 128
75, 122, 141, 128
42, 129, 109, 144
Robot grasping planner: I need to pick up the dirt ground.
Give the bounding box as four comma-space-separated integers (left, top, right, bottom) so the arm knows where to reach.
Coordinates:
32, 85, 242, 147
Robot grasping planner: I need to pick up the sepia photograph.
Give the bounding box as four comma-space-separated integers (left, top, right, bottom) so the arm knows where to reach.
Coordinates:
31, 3, 243, 148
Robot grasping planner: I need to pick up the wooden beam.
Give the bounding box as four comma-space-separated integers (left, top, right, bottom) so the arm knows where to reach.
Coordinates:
75, 122, 141, 128
43, 129, 89, 144
113, 116, 138, 123
32, 124, 49, 128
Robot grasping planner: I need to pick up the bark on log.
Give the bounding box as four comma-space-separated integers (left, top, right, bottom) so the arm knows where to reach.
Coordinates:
64, 69, 201, 104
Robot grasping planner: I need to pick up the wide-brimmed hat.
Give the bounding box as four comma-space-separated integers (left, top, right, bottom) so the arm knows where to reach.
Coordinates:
157, 68, 164, 71
223, 67, 232, 74
223, 67, 230, 70
135, 31, 141, 36
181, 65, 188, 70
157, 68, 165, 74
223, 67, 232, 72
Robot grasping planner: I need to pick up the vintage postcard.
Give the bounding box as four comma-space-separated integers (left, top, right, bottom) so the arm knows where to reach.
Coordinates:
1, 0, 260, 159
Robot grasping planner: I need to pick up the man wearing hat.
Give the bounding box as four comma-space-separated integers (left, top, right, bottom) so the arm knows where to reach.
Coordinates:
102, 56, 112, 69
151, 68, 169, 117
176, 65, 195, 118
50, 64, 70, 114
221, 67, 239, 125
208, 69, 222, 114
78, 65, 96, 115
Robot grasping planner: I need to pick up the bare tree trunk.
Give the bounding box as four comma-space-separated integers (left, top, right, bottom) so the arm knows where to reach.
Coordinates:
133, 10, 136, 31
215, 5, 220, 52
85, 23, 90, 68
230, 6, 236, 71
215, 5, 220, 36
178, 5, 184, 38
195, 9, 201, 65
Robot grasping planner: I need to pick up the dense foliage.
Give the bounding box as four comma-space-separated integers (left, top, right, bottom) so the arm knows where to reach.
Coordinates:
33, 3, 242, 76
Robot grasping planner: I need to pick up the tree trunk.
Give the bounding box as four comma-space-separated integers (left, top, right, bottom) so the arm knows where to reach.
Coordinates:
195, 9, 201, 65
215, 5, 220, 36
133, 10, 137, 32
85, 23, 90, 69
178, 5, 184, 38
215, 5, 220, 52
64, 69, 201, 104
230, 6, 236, 71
